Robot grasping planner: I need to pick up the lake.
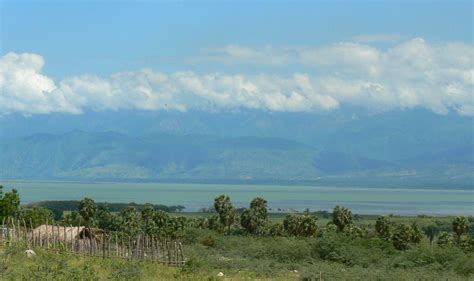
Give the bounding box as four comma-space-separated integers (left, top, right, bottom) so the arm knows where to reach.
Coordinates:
1, 181, 473, 215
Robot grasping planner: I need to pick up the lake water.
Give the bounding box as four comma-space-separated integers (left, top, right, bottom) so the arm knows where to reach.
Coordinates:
2, 181, 473, 216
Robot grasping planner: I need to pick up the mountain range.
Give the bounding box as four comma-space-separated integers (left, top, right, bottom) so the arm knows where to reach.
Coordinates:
1, 108, 473, 188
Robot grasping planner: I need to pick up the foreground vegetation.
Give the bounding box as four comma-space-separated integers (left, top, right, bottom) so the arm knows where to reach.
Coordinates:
0, 185, 473, 280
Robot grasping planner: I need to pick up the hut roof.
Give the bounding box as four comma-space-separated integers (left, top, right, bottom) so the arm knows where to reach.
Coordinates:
33, 225, 107, 241
33, 225, 85, 241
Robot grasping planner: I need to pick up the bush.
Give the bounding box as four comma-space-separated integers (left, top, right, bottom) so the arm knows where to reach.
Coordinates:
437, 232, 455, 247
283, 214, 319, 237
375, 216, 392, 240
201, 235, 216, 247
266, 223, 285, 237
180, 256, 204, 274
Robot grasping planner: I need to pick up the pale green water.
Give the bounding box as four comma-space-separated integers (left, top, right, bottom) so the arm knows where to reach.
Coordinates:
2, 181, 473, 215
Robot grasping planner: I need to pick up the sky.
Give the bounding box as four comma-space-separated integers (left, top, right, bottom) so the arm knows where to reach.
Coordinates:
0, 1, 473, 116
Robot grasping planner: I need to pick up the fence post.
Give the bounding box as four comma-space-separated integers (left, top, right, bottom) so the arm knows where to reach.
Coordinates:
115, 234, 119, 257
63, 225, 67, 250
22, 219, 28, 247
51, 222, 55, 249
167, 241, 171, 265
16, 219, 21, 243
10, 218, 15, 242
128, 236, 131, 260
179, 242, 184, 265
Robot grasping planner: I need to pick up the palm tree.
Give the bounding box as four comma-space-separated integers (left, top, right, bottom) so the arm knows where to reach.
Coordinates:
332, 205, 353, 232
120, 206, 140, 237
214, 195, 236, 234
241, 197, 268, 235
452, 216, 470, 241
422, 224, 440, 245
78, 197, 97, 227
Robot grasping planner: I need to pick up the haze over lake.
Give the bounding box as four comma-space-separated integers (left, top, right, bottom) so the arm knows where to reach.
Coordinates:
4, 181, 472, 216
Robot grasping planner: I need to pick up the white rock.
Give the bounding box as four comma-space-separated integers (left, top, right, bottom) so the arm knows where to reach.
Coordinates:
25, 249, 36, 258
217, 272, 224, 277
293, 270, 298, 273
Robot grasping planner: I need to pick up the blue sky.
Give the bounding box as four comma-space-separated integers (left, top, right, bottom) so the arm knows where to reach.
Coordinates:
0, 1, 473, 116
2, 1, 472, 77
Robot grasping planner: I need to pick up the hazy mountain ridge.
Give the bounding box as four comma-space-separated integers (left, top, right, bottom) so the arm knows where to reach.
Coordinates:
1, 109, 472, 187
1, 130, 472, 187
0, 131, 322, 181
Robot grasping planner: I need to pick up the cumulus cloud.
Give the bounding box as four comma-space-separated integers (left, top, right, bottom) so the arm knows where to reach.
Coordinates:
0, 38, 473, 116
0, 53, 79, 114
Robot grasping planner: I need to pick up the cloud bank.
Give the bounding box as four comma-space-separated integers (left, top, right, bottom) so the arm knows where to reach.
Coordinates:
1, 38, 473, 116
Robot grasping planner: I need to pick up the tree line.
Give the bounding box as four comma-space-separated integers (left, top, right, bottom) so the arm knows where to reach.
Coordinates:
0, 185, 472, 252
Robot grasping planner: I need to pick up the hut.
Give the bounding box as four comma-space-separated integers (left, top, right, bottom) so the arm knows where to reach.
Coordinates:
32, 225, 106, 242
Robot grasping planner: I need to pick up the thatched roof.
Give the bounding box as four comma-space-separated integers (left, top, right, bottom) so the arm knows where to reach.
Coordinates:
32, 225, 105, 241
33, 225, 84, 241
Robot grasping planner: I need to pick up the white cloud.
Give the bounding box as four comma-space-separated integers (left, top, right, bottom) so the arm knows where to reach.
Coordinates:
0, 38, 473, 116
0, 52, 79, 114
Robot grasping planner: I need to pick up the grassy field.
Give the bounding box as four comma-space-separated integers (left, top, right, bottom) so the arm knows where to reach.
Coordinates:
0, 242, 295, 280
1, 217, 473, 281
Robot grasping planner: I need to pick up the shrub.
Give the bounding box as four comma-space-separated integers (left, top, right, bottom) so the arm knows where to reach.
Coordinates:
437, 232, 455, 247
266, 223, 285, 237
391, 223, 423, 250
344, 224, 364, 239
375, 216, 392, 240
201, 235, 216, 247
283, 213, 319, 237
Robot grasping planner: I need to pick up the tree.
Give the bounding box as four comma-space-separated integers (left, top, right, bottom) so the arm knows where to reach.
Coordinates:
214, 195, 236, 234
422, 224, 441, 245
120, 206, 141, 237
166, 216, 187, 239
452, 216, 470, 240
0, 187, 20, 220
375, 216, 392, 240
78, 197, 97, 227
18, 207, 53, 228
141, 204, 157, 235
240, 197, 268, 235
332, 205, 353, 232
96, 205, 119, 231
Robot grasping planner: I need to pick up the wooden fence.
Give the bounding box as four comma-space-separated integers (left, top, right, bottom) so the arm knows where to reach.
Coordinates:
0, 218, 185, 266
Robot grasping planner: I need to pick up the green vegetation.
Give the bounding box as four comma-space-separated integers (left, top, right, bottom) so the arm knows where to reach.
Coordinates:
0, 188, 473, 280
27, 200, 185, 220
0, 186, 20, 221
